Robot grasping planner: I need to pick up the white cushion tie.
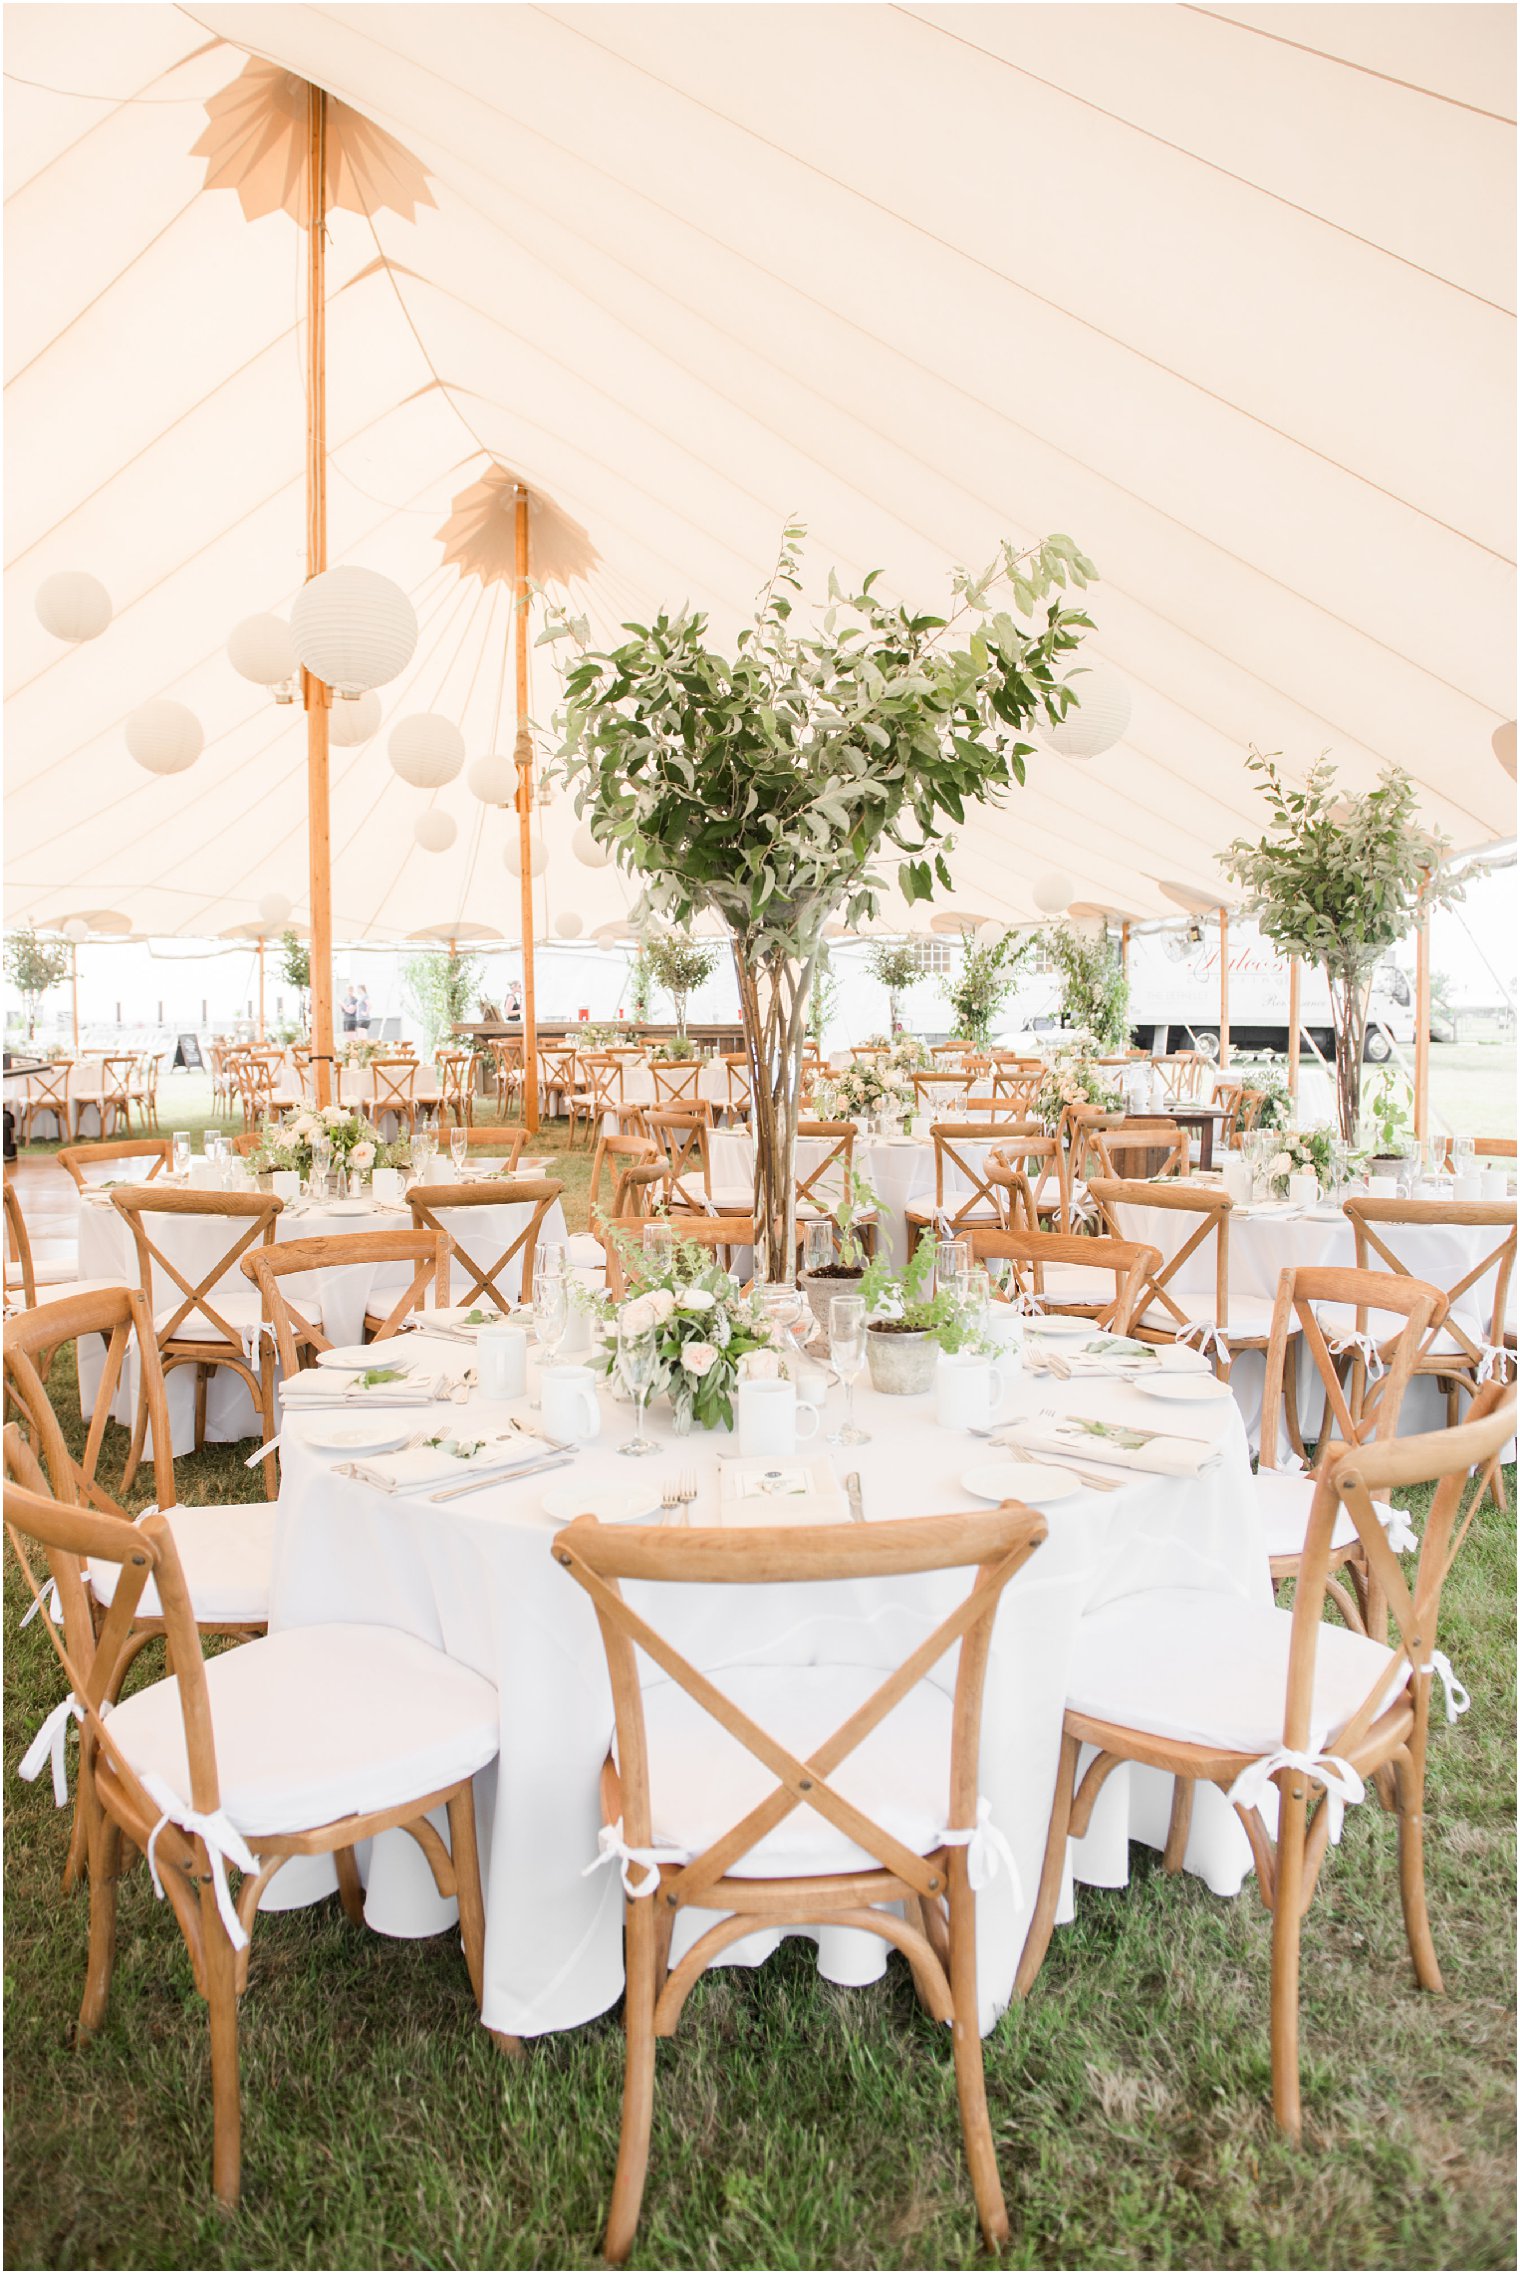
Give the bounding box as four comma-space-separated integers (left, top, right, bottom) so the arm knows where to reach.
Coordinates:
1179, 1320, 1230, 1363
1380, 1502, 1419, 1555
19, 1576, 62, 1630
938, 1796, 1021, 1901
1325, 1328, 1386, 1381
140, 1770, 259, 1951
583, 1816, 690, 1899
18, 1691, 97, 1806
1474, 1342, 1514, 1386
1007, 1289, 1047, 1319
1421, 1650, 1470, 1723
1227, 1747, 1366, 1844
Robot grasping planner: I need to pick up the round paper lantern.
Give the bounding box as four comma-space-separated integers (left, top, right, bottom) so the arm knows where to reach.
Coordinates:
290, 566, 418, 697
227, 613, 296, 687
388, 713, 465, 788
413, 810, 458, 853
125, 699, 203, 775
1032, 873, 1074, 916
975, 920, 1005, 951
258, 892, 294, 930
467, 754, 515, 806
503, 834, 548, 879
36, 571, 112, 643
62, 917, 89, 943
330, 690, 381, 746
573, 822, 611, 869
555, 912, 584, 939
1038, 664, 1131, 759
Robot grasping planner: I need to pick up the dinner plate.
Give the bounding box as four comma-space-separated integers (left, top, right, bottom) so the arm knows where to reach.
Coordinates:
414, 1306, 496, 1331
961, 1461, 1079, 1504
298, 1419, 419, 1455
323, 1198, 375, 1218
1135, 1374, 1235, 1405
540, 1480, 663, 1525
1020, 1314, 1094, 1339
316, 1344, 412, 1371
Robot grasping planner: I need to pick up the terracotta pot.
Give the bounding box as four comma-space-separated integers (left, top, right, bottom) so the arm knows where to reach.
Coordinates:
865, 1325, 937, 1395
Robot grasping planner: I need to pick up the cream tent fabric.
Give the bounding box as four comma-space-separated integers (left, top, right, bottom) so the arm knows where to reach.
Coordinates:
5, 3, 1514, 943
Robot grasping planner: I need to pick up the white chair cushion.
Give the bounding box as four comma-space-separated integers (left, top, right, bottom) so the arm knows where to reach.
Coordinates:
1066, 1587, 1403, 1756
1037, 1261, 1119, 1304
105, 1623, 499, 1839
1136, 1293, 1279, 1344
706, 1185, 755, 1213
623, 1663, 953, 1879
89, 1502, 277, 1624
1251, 1468, 1364, 1561
154, 1285, 290, 1345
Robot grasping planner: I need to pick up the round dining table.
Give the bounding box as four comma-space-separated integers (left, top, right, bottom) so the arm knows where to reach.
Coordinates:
265, 1336, 1265, 2042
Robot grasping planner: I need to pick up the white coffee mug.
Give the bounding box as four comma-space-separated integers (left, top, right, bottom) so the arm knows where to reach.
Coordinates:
1366, 1175, 1399, 1198
1453, 1173, 1483, 1201
936, 1350, 1008, 1432
270, 1169, 301, 1202
372, 1166, 403, 1204
1221, 1156, 1251, 1206
737, 1376, 820, 1459
477, 1323, 528, 1401
1287, 1170, 1317, 1208
1480, 1168, 1510, 1200
541, 1363, 602, 1444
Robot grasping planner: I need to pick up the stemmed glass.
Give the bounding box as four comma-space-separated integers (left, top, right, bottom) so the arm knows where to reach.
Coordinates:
171, 1129, 192, 1180
1453, 1135, 1476, 1180
828, 1294, 870, 1447
410, 1126, 436, 1184
450, 1126, 470, 1175
616, 1318, 659, 1456
802, 1218, 833, 1277
954, 1265, 991, 1343
934, 1238, 970, 1299
642, 1221, 677, 1268
308, 1131, 331, 1200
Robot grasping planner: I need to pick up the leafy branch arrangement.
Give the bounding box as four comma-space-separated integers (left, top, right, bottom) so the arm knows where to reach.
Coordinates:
858, 1230, 985, 1351
3, 926, 71, 1038
1222, 752, 1462, 1139
945, 929, 1034, 1050
867, 939, 925, 1031
641, 931, 719, 1037
1044, 924, 1130, 1050
547, 522, 1097, 1276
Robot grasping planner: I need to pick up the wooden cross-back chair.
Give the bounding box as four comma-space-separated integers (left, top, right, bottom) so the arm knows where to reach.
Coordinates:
568, 1052, 626, 1151
56, 1137, 173, 1191
1085, 1178, 1284, 1387
986, 1138, 1066, 1234
650, 1058, 702, 1108
1014, 1388, 1517, 2143
110, 1186, 284, 1485
1210, 1080, 1246, 1149
720, 1053, 752, 1123
1155, 1050, 1209, 1101
490, 1038, 525, 1113
793, 1118, 856, 1221
588, 1132, 661, 1218
20, 1061, 73, 1144
96, 1055, 138, 1139
553, 1502, 1049, 2261
235, 1055, 277, 1130
1, 1178, 120, 1334
988, 1067, 1040, 1111
396, 1177, 564, 1316
2, 1441, 501, 2212
208, 1043, 236, 1119
538, 1043, 579, 1117
904, 1124, 1010, 1241
969, 1227, 1160, 1335
434, 1051, 475, 1129
243, 1230, 452, 1394
367, 1057, 419, 1137
601, 1213, 758, 1302
1474, 1137, 1516, 1160
136, 1051, 165, 1129
1089, 1123, 1189, 1182
1256, 1265, 1447, 1631
643, 1104, 713, 1216
1237, 1087, 1266, 1136
1343, 1197, 1515, 1432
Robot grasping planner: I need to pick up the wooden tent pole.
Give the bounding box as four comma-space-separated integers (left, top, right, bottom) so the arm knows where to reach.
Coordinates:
1414, 906, 1431, 1144
1287, 957, 1301, 1104
1217, 908, 1231, 1067
514, 485, 540, 1133
70, 943, 79, 1054
302, 82, 335, 1108
257, 936, 266, 1041
1120, 919, 1130, 977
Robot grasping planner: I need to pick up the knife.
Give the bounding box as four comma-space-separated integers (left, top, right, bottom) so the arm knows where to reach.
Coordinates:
428, 1451, 574, 1502
845, 1471, 864, 1523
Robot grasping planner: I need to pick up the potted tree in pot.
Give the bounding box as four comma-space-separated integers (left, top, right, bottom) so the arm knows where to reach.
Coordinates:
1223, 752, 1463, 1143
799, 1166, 878, 1336
867, 939, 925, 1035
857, 1230, 977, 1395
643, 929, 719, 1043
549, 523, 1099, 1282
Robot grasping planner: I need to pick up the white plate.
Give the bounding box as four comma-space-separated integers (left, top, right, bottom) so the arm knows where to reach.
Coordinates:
1135, 1374, 1235, 1405
415, 1306, 496, 1331
1021, 1314, 1094, 1339
316, 1344, 412, 1371
961, 1460, 1079, 1504
540, 1480, 662, 1525
298, 1419, 419, 1455
323, 1198, 375, 1218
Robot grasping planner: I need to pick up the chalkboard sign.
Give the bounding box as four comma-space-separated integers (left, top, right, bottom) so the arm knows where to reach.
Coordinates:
173, 1034, 204, 1071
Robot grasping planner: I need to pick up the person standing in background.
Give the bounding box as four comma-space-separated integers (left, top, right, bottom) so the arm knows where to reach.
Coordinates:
355, 983, 371, 1034
340, 980, 358, 1034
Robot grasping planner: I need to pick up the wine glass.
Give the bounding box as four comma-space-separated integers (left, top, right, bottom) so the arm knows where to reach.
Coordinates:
954, 1265, 991, 1343
1453, 1135, 1476, 1174
538, 1238, 569, 1284
828, 1294, 870, 1447
171, 1129, 192, 1180
410, 1127, 435, 1184
642, 1221, 677, 1268
616, 1318, 659, 1456
934, 1238, 970, 1299
802, 1218, 833, 1277
760, 1279, 806, 1363
530, 1268, 568, 1407
450, 1126, 469, 1175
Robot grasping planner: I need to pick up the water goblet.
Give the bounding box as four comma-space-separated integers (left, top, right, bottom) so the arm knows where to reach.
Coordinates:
450, 1126, 469, 1175
171, 1129, 192, 1180
642, 1221, 677, 1268
1453, 1135, 1476, 1172
827, 1293, 870, 1447
616, 1318, 660, 1456
934, 1238, 970, 1299
954, 1265, 991, 1343
802, 1218, 833, 1277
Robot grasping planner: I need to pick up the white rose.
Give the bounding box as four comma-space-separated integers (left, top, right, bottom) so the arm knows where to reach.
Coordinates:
739, 1348, 782, 1381
351, 1141, 376, 1169
647, 1288, 677, 1324
676, 1287, 715, 1312
1269, 1152, 1292, 1179
681, 1341, 718, 1377
322, 1105, 347, 1126
620, 1294, 658, 1335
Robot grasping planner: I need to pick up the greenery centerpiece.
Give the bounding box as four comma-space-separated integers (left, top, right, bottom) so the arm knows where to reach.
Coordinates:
1032, 1031, 1123, 1130
1045, 923, 1130, 1048
402, 949, 482, 1058
867, 939, 925, 1034
1223, 752, 1462, 1141
248, 1104, 381, 1180
4, 927, 71, 1042
857, 1231, 988, 1394
278, 931, 311, 1031
642, 930, 719, 1039
583, 1230, 786, 1433
945, 928, 1034, 1050
549, 523, 1098, 1279
1263, 1125, 1337, 1196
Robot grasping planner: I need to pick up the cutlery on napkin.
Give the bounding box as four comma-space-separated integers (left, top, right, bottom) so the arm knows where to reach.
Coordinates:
335, 1430, 546, 1494
994, 1415, 1219, 1479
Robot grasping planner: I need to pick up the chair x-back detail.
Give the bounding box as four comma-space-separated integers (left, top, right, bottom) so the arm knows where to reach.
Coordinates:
21, 1062, 73, 1145
243, 1231, 452, 1393
368, 1057, 419, 1137
403, 1178, 565, 1314
56, 1138, 173, 1191
643, 1105, 713, 1216
905, 1125, 1008, 1239
553, 1503, 1049, 2260
1344, 1197, 1516, 1427
650, 1058, 702, 1108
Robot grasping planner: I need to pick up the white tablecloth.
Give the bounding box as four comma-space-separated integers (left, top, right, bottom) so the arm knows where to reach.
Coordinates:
269, 1352, 1263, 2040
74, 1184, 568, 1451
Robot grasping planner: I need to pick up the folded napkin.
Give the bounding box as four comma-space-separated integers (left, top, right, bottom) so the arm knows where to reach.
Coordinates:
337, 1430, 538, 1494
716, 1459, 850, 1527
280, 1367, 443, 1408
1024, 1336, 1206, 1380
997, 1414, 1219, 1478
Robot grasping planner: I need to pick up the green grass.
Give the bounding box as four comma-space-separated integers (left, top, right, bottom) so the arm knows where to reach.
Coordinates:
3, 1096, 1515, 2268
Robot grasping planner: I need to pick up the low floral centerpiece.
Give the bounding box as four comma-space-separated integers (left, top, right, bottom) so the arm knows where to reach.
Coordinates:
1263, 1125, 1337, 1197
584, 1232, 788, 1433
247, 1103, 381, 1180
812, 1059, 909, 1124
1032, 1032, 1123, 1131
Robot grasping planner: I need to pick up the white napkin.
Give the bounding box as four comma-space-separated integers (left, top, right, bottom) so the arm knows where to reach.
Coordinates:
998, 1414, 1218, 1478
280, 1368, 443, 1408
1024, 1337, 1207, 1380
337, 1430, 538, 1493
716, 1459, 850, 1527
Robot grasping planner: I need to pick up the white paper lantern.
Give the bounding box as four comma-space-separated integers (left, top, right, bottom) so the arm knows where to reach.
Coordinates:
125, 699, 203, 775
555, 912, 584, 939
503, 833, 548, 879
413, 810, 458, 853
573, 822, 611, 868
467, 754, 515, 806
227, 614, 296, 687
256, 893, 292, 930
1032, 873, 1074, 916
329, 690, 381, 747
975, 920, 1005, 950
36, 570, 112, 643
62, 917, 89, 942
290, 566, 417, 697
388, 714, 465, 788
1038, 664, 1131, 759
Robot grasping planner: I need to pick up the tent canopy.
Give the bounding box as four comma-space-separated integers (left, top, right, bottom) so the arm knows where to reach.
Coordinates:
5, 3, 1514, 944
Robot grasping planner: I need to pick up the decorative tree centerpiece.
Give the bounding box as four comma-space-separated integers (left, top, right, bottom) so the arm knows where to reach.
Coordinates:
549, 524, 1098, 1279
279, 930, 311, 1032
945, 928, 1033, 1050
867, 939, 925, 1034
1223, 753, 1463, 1141
642, 929, 719, 1040
1044, 923, 1130, 1049
3, 927, 71, 1041
402, 948, 483, 1057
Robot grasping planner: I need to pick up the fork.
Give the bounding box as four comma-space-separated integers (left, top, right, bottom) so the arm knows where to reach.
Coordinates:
660, 1472, 699, 1526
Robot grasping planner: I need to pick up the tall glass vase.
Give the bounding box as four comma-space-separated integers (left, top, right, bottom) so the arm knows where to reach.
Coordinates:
731, 931, 820, 1285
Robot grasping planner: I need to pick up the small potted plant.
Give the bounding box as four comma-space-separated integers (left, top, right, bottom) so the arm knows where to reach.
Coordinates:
858, 1231, 976, 1396
800, 1167, 877, 1336
1361, 1069, 1418, 1177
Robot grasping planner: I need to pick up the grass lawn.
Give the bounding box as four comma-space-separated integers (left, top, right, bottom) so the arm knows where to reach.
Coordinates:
3, 1095, 1515, 2269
